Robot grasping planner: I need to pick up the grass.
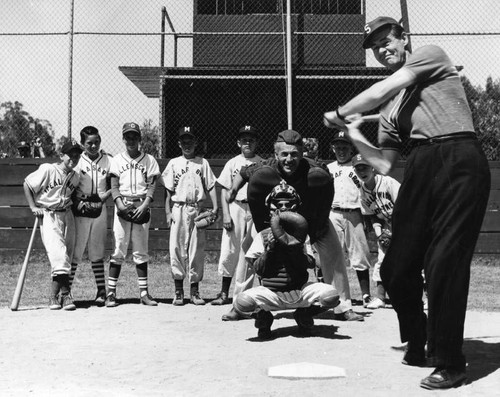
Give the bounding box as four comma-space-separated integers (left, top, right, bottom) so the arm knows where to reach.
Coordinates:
1, 251, 499, 311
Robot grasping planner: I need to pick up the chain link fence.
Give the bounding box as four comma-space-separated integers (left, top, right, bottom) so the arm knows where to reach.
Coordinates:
1, 0, 499, 160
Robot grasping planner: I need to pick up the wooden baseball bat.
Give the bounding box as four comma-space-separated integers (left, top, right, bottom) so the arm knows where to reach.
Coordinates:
361, 114, 380, 122
10, 217, 39, 311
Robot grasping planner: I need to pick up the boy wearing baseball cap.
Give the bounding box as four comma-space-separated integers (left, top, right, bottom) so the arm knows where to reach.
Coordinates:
161, 126, 218, 306
23, 140, 83, 310
212, 125, 262, 306
327, 131, 373, 309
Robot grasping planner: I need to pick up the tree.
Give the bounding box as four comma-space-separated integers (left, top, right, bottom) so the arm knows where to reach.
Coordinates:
0, 101, 56, 158
140, 119, 161, 158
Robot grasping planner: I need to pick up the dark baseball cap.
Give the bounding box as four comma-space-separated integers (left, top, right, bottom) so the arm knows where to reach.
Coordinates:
237, 125, 258, 138
178, 126, 196, 139
276, 130, 303, 145
17, 140, 30, 149
352, 154, 370, 167
61, 141, 83, 155
363, 16, 401, 49
332, 130, 352, 144
122, 122, 141, 136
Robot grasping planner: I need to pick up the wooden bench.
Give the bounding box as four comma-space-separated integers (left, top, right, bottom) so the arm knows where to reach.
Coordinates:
1, 158, 499, 255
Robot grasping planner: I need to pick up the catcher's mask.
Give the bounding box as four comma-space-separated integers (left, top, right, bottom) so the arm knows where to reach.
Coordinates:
265, 181, 301, 212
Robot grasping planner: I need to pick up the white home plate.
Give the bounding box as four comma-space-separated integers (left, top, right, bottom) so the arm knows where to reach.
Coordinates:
267, 362, 346, 379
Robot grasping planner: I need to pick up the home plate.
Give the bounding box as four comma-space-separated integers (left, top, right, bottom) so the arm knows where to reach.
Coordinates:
267, 362, 346, 379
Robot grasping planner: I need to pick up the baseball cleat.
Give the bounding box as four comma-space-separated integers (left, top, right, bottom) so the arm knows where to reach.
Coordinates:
333, 309, 364, 322
140, 293, 158, 306
61, 293, 76, 311
173, 290, 184, 306
105, 292, 118, 308
211, 292, 230, 305
190, 292, 206, 306
420, 368, 467, 390
94, 289, 106, 307
49, 295, 61, 310
366, 297, 386, 309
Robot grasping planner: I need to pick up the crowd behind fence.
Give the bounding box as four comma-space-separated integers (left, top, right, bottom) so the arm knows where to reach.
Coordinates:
0, 1, 499, 160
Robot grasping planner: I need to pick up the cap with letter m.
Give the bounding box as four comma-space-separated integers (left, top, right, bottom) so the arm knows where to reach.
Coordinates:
122, 122, 141, 136
237, 125, 258, 138
178, 126, 196, 139
332, 130, 352, 144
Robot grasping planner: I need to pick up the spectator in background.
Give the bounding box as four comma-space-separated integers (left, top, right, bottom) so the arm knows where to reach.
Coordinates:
17, 141, 31, 158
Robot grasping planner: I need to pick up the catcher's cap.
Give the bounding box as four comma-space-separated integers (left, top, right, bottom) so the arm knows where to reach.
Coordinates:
61, 141, 83, 155
363, 16, 402, 49
178, 126, 196, 139
352, 154, 370, 167
332, 130, 352, 144
276, 130, 303, 145
265, 181, 302, 212
122, 122, 141, 136
237, 125, 258, 138
17, 140, 30, 149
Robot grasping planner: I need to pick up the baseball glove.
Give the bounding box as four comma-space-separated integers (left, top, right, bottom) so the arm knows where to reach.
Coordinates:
270, 211, 309, 247
72, 194, 103, 218
378, 229, 392, 248
194, 210, 217, 229
117, 204, 151, 224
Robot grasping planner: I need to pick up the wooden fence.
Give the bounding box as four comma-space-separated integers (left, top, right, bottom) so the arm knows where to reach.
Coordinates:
1, 158, 499, 256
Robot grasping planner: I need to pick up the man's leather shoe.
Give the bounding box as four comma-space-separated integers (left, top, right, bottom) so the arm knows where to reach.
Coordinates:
420, 368, 467, 390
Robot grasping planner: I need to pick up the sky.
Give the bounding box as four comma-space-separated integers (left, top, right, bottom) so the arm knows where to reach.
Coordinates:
0, 0, 499, 154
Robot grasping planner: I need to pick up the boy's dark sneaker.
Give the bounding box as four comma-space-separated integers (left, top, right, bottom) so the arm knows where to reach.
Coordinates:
95, 289, 106, 307
49, 295, 61, 310
61, 293, 76, 311
105, 292, 118, 308
141, 293, 158, 306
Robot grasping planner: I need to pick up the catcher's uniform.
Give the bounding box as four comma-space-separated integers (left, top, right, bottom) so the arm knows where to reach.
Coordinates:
359, 174, 400, 282
109, 151, 160, 265
327, 160, 371, 272
24, 163, 79, 276
217, 153, 262, 278
73, 151, 112, 264
236, 230, 338, 312
161, 155, 216, 283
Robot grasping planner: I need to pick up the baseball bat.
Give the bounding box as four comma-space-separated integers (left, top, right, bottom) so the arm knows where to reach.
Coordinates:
10, 217, 39, 311
361, 114, 380, 122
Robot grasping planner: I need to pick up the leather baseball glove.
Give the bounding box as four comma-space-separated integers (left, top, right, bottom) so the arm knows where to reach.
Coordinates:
378, 229, 392, 248
194, 209, 217, 229
117, 204, 151, 224
72, 194, 103, 218
269, 211, 309, 247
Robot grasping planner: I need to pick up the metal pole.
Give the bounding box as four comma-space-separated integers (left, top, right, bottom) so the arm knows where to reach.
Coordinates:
286, 0, 293, 129
66, 0, 75, 140
161, 7, 166, 67
400, 0, 412, 52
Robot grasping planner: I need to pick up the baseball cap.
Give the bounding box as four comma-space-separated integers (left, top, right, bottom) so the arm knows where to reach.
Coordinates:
122, 122, 141, 136
276, 130, 303, 145
61, 141, 83, 155
237, 125, 258, 138
332, 130, 351, 144
178, 126, 196, 139
363, 16, 401, 49
17, 141, 30, 149
352, 154, 370, 167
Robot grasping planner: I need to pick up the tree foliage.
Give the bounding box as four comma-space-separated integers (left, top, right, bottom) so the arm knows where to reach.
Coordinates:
0, 101, 56, 158
140, 119, 161, 158
462, 76, 500, 160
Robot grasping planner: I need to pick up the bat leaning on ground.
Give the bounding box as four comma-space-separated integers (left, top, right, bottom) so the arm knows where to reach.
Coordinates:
10, 217, 39, 311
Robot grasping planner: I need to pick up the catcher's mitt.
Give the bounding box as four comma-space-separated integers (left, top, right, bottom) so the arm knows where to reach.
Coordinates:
72, 194, 102, 218
270, 211, 308, 247
378, 229, 392, 248
117, 204, 151, 224
194, 209, 217, 229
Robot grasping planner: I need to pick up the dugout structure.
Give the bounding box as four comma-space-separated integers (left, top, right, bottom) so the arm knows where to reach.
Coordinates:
120, 1, 391, 159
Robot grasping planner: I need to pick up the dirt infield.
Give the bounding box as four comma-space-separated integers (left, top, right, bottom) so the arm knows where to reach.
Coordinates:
1, 303, 500, 397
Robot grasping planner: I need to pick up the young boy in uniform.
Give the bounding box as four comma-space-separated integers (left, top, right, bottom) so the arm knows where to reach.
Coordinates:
105, 122, 160, 308
23, 141, 82, 310
212, 125, 262, 305
70, 126, 112, 306
161, 127, 218, 306
327, 131, 373, 307
352, 153, 400, 309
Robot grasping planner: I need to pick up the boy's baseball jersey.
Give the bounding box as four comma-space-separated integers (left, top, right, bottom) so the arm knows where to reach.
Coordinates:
217, 154, 262, 278
25, 163, 79, 275
24, 163, 80, 210
359, 174, 400, 227
110, 152, 160, 198
110, 151, 160, 265
73, 151, 112, 264
327, 161, 362, 210
161, 156, 216, 283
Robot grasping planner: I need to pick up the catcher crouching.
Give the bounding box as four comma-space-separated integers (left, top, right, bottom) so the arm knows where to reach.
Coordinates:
233, 182, 340, 340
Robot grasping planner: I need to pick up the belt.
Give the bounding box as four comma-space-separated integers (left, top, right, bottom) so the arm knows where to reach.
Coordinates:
174, 202, 199, 207
236, 199, 248, 204
332, 207, 360, 213
412, 132, 476, 147
123, 196, 146, 202
50, 208, 67, 213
